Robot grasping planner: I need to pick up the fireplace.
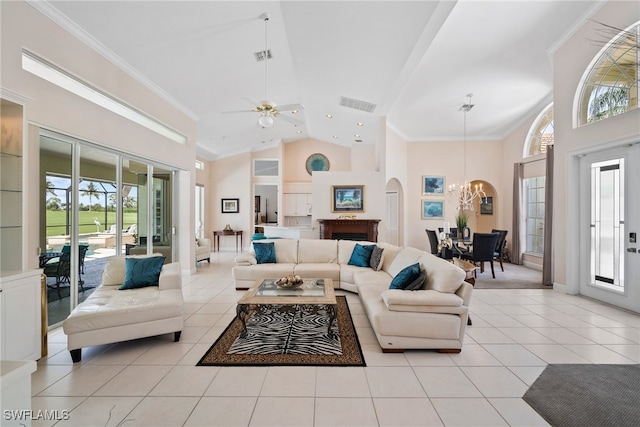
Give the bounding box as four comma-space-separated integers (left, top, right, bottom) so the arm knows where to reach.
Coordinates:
317, 219, 381, 242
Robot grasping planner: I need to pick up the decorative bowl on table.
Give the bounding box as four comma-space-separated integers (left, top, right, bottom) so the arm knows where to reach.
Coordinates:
276, 275, 304, 288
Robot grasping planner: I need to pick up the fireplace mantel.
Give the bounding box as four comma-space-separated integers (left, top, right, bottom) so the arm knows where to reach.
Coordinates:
317, 219, 381, 242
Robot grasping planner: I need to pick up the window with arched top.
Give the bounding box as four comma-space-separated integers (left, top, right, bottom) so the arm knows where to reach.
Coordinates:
577, 22, 639, 126
524, 103, 554, 157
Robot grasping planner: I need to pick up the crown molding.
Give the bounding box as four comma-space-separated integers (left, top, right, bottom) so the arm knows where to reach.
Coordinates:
26, 0, 199, 122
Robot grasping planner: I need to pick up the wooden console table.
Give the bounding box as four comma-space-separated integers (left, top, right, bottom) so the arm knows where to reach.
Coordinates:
213, 230, 243, 252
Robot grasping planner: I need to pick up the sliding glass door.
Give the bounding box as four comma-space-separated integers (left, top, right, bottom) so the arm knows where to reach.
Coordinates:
41, 130, 177, 328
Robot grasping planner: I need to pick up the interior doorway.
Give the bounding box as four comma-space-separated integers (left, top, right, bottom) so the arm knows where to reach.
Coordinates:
254, 184, 278, 225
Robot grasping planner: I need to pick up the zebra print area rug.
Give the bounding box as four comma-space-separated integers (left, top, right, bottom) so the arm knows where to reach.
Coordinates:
197, 296, 365, 366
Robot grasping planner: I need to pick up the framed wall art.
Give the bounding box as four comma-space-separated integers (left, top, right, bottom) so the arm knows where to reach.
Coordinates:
421, 199, 444, 219
422, 176, 445, 195
480, 196, 493, 215
221, 198, 239, 213
331, 185, 364, 213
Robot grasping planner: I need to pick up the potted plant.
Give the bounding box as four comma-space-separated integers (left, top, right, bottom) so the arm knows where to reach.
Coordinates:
455, 211, 468, 231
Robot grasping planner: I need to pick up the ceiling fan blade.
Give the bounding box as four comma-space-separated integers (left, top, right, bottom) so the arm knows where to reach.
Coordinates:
277, 104, 304, 111
276, 114, 304, 126
242, 97, 262, 108
221, 109, 257, 114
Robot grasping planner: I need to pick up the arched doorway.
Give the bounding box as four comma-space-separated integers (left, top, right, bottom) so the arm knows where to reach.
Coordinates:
466, 180, 498, 233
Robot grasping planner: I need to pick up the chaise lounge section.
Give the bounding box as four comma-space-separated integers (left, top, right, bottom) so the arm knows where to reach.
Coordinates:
62, 255, 184, 362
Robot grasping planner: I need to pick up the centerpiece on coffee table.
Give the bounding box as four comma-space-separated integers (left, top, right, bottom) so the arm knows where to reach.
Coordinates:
276, 275, 304, 288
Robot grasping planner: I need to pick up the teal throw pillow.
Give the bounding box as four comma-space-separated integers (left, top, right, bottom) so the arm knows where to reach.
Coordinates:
348, 243, 376, 267
404, 269, 427, 291
254, 242, 276, 264
120, 256, 165, 290
389, 263, 421, 289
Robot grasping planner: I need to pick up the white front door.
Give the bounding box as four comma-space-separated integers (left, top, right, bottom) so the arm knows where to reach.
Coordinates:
579, 143, 640, 313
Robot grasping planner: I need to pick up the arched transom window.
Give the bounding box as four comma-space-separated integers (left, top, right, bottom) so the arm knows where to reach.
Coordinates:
578, 21, 639, 125
524, 103, 554, 157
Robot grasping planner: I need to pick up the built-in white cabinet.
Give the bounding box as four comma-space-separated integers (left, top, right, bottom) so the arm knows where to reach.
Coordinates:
283, 193, 312, 216
0, 270, 42, 361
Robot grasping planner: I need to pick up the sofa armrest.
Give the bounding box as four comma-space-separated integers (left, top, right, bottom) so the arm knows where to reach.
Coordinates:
197, 238, 211, 251
159, 262, 182, 291
455, 282, 473, 307
235, 253, 257, 266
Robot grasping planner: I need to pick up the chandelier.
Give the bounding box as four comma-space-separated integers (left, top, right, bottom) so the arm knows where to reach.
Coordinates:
447, 93, 486, 211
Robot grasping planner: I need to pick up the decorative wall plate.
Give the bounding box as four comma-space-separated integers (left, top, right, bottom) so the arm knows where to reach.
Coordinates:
305, 153, 330, 175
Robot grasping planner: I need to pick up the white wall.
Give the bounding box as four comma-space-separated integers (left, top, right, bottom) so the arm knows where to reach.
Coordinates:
1, 1, 198, 272
552, 1, 640, 292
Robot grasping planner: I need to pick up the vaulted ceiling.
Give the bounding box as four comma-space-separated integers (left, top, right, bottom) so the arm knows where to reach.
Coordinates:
41, 0, 601, 159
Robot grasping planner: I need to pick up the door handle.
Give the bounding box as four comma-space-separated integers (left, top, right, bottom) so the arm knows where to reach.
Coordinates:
627, 248, 637, 253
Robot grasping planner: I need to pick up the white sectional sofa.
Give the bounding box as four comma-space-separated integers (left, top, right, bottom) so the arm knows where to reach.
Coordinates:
63, 255, 184, 362
233, 239, 472, 352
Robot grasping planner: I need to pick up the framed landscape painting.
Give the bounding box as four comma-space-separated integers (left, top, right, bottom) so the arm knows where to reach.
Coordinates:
332, 185, 365, 213
422, 176, 445, 195
422, 200, 444, 219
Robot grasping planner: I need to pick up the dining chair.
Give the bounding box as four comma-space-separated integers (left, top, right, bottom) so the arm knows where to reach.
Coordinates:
460, 232, 500, 278
425, 229, 440, 256
491, 229, 509, 272
43, 252, 72, 298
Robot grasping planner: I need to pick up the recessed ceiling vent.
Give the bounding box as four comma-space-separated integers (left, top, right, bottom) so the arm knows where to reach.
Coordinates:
254, 49, 272, 62
339, 96, 376, 113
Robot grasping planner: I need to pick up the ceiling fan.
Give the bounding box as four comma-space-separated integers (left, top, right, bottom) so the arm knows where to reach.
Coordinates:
222, 13, 304, 129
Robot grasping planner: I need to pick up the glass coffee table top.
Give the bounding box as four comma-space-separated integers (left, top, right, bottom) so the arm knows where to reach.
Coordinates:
238, 278, 335, 306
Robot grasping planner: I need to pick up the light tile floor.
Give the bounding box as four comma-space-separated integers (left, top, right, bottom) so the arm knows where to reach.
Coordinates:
32, 252, 640, 426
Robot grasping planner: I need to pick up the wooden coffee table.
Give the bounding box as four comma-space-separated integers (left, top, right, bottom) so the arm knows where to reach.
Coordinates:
236, 278, 336, 337
453, 258, 477, 285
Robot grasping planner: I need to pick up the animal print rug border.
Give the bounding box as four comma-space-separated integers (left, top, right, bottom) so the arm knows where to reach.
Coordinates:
197, 296, 365, 366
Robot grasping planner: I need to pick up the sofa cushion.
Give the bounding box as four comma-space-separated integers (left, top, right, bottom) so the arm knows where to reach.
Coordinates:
353, 270, 392, 289
254, 242, 276, 264
63, 287, 184, 334
404, 269, 426, 291
389, 263, 421, 289
298, 239, 337, 263
381, 289, 463, 308
120, 256, 165, 290
293, 263, 340, 283
369, 246, 385, 271
348, 243, 376, 267
387, 247, 425, 277
232, 264, 296, 283
273, 239, 299, 264
419, 254, 465, 293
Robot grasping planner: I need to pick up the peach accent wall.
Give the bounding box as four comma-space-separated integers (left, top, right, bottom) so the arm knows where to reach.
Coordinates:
283, 138, 351, 182
405, 139, 503, 252
552, 1, 640, 292
210, 152, 251, 249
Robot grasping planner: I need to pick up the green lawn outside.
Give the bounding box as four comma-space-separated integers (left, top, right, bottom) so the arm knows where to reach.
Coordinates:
46, 210, 137, 236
